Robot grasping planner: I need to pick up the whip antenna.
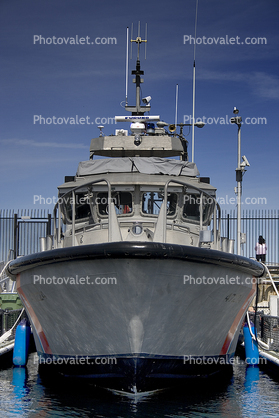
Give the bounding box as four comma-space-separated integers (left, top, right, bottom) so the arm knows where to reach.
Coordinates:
175, 84, 178, 130
191, 0, 199, 162
125, 27, 129, 106
145, 23, 147, 59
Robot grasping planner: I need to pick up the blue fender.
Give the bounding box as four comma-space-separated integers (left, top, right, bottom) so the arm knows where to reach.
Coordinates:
13, 318, 31, 366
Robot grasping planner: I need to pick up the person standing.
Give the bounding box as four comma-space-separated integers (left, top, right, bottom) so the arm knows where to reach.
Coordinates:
255, 235, 267, 263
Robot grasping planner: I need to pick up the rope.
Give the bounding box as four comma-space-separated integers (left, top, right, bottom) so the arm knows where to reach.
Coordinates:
262, 263, 279, 297
0, 259, 12, 279
0, 308, 25, 344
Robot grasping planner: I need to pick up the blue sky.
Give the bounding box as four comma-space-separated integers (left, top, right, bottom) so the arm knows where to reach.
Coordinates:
0, 0, 278, 212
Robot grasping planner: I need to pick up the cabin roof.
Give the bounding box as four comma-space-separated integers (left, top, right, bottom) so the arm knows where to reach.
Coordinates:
58, 171, 216, 194
76, 157, 199, 178
89, 134, 185, 158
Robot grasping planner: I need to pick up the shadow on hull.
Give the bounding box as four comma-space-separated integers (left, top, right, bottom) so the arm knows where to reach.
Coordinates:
38, 356, 233, 393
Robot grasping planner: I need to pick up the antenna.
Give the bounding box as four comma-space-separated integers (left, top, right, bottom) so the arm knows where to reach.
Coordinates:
130, 22, 147, 59
191, 0, 199, 162
125, 27, 129, 106
145, 23, 147, 59
130, 21, 147, 61
130, 23, 133, 59
125, 22, 149, 115
175, 84, 179, 130
97, 125, 104, 137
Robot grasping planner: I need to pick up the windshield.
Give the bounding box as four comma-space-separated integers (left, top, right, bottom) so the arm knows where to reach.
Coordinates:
96, 192, 133, 216
141, 192, 177, 217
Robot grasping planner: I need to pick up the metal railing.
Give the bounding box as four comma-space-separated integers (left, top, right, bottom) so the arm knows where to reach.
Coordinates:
0, 309, 26, 338
250, 312, 279, 353
221, 209, 279, 264
0, 209, 52, 261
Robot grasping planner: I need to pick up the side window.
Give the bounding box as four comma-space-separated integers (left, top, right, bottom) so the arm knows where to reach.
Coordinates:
183, 194, 200, 222
183, 193, 215, 224
64, 192, 92, 222
202, 196, 215, 225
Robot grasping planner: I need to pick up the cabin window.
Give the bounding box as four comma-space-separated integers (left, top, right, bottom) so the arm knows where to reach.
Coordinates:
64, 191, 92, 222
183, 193, 215, 224
141, 192, 177, 217
96, 192, 133, 216
202, 196, 215, 225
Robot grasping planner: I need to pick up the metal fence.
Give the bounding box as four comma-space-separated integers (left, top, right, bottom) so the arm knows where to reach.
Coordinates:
220, 209, 279, 264
261, 315, 279, 352
0, 309, 26, 337
251, 313, 279, 353
0, 208, 278, 263
0, 209, 52, 262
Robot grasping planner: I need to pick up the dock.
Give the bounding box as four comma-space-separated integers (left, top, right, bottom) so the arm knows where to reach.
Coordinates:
0, 287, 25, 366
242, 264, 279, 375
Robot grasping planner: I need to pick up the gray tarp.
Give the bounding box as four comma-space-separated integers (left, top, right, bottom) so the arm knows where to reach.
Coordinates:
77, 157, 200, 177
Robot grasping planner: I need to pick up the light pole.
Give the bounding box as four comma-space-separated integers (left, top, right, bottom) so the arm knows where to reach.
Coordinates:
230, 108, 250, 255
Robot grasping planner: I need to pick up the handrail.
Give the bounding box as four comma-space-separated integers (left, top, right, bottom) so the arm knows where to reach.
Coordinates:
58, 201, 61, 244
53, 178, 111, 247
72, 190, 75, 246
263, 263, 279, 297
213, 204, 217, 249
160, 178, 221, 247
246, 265, 279, 353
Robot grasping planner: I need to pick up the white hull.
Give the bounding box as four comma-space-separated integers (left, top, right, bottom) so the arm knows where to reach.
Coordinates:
11, 243, 260, 391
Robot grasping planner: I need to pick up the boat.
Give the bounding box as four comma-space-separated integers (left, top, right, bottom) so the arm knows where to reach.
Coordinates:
5, 33, 265, 393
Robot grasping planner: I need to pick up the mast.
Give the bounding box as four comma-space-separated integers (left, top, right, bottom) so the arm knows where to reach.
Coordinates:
125, 24, 150, 116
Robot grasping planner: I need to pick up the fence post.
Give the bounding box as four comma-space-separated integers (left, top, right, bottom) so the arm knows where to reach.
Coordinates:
227, 213, 230, 239
13, 213, 18, 259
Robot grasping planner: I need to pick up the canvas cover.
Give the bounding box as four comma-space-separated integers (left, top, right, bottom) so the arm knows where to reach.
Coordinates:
76, 157, 200, 177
